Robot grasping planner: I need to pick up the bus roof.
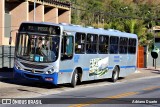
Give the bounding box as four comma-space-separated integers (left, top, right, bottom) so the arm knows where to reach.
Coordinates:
20, 22, 138, 39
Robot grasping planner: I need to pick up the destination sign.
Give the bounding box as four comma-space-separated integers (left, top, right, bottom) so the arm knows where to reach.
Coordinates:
19, 23, 61, 35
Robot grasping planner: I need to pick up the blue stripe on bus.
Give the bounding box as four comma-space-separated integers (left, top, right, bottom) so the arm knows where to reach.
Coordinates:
114, 60, 120, 62
59, 69, 73, 72
114, 56, 120, 58
59, 66, 136, 72
125, 66, 136, 68
120, 66, 126, 68
83, 68, 89, 71
108, 67, 114, 69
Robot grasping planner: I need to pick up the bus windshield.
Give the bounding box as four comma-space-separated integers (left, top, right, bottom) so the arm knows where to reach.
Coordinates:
16, 33, 60, 63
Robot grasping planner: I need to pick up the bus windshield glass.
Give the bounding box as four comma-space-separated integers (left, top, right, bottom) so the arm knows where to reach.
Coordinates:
16, 33, 60, 63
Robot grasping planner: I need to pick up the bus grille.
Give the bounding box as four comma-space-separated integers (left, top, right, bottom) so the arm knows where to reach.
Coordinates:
24, 73, 42, 80
24, 69, 44, 74
21, 62, 48, 69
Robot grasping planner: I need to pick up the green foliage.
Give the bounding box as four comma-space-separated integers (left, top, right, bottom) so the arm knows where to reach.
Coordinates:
69, 0, 160, 46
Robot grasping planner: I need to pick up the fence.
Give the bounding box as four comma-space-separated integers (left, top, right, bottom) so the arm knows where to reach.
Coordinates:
0, 45, 15, 69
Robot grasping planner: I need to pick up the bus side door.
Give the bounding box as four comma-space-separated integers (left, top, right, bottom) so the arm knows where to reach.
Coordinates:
59, 35, 74, 84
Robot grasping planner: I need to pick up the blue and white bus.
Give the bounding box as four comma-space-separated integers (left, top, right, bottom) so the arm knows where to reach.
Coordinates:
14, 22, 138, 87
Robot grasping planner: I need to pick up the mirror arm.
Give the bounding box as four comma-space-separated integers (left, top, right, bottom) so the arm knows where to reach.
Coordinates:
9, 29, 18, 45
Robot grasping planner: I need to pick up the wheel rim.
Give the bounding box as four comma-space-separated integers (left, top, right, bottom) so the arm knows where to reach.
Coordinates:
75, 73, 78, 84
114, 71, 118, 80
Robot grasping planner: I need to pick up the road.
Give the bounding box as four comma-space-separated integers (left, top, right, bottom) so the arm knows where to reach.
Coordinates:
0, 75, 159, 107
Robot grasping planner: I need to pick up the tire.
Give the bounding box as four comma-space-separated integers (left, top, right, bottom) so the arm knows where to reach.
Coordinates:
111, 66, 119, 82
70, 69, 78, 88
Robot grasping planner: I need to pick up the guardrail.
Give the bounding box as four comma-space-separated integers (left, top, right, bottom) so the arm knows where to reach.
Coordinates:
0, 45, 15, 69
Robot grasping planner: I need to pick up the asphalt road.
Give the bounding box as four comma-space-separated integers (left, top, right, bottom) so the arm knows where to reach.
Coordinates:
0, 76, 159, 107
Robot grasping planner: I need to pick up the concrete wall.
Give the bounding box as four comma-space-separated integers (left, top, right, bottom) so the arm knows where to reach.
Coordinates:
44, 7, 58, 23
58, 10, 71, 23
1, 1, 71, 46
0, 0, 4, 46
9, 1, 28, 46
29, 4, 44, 22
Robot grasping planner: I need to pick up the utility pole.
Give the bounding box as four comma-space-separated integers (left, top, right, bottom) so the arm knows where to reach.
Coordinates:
34, 0, 36, 22
98, 12, 99, 28
102, 19, 104, 28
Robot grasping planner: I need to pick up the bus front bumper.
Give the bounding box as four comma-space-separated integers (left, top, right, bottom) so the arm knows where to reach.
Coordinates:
13, 67, 58, 85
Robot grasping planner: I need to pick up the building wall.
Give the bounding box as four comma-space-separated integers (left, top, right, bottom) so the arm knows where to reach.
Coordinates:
58, 10, 71, 23
44, 7, 58, 23
0, 0, 71, 46
0, 0, 4, 46
29, 4, 44, 22
5, 1, 28, 46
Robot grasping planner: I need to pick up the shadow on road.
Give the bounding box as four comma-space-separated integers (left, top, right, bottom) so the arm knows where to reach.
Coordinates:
0, 68, 129, 89
0, 71, 125, 89
0, 78, 120, 89
0, 78, 61, 89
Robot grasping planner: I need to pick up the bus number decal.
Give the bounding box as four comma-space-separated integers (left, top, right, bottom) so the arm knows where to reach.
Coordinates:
74, 55, 80, 63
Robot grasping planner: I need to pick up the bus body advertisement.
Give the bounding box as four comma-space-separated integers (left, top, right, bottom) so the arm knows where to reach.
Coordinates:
13, 22, 138, 87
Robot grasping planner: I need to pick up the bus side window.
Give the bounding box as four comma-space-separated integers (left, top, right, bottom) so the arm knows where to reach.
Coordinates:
75, 32, 86, 54
86, 34, 98, 54
99, 35, 109, 54
61, 36, 74, 60
128, 38, 136, 54
109, 36, 119, 54
119, 37, 128, 54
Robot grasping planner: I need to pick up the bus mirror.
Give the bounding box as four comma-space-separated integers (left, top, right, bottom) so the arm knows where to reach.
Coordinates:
9, 36, 12, 45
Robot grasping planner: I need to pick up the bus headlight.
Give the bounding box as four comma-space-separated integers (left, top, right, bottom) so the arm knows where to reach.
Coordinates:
45, 68, 55, 74
15, 62, 23, 70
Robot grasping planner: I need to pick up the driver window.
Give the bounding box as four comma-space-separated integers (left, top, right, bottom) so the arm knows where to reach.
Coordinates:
61, 36, 74, 60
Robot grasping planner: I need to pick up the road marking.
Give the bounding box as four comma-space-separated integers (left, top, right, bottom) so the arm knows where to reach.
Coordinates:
142, 86, 160, 91
69, 85, 160, 107
68, 91, 139, 107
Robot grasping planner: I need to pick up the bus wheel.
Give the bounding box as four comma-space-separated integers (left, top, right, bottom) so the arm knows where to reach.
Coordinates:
70, 69, 78, 88
112, 66, 119, 82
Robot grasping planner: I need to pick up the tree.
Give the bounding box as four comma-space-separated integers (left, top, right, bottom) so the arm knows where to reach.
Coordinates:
70, 0, 159, 46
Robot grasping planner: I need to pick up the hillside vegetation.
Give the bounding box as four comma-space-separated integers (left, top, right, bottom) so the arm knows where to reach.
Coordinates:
62, 0, 160, 47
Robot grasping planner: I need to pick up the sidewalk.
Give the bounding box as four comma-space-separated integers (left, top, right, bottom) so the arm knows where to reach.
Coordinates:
122, 67, 160, 81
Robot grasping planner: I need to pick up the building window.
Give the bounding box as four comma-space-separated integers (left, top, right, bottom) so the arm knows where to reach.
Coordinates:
128, 38, 137, 54
75, 33, 86, 54
99, 35, 109, 54
109, 36, 119, 54
119, 37, 128, 54
86, 34, 98, 54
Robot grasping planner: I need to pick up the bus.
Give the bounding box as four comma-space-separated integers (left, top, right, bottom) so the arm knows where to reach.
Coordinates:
13, 22, 138, 87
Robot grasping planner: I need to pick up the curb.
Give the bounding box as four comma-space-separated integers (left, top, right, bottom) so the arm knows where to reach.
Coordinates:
0, 68, 13, 72
0, 77, 14, 81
